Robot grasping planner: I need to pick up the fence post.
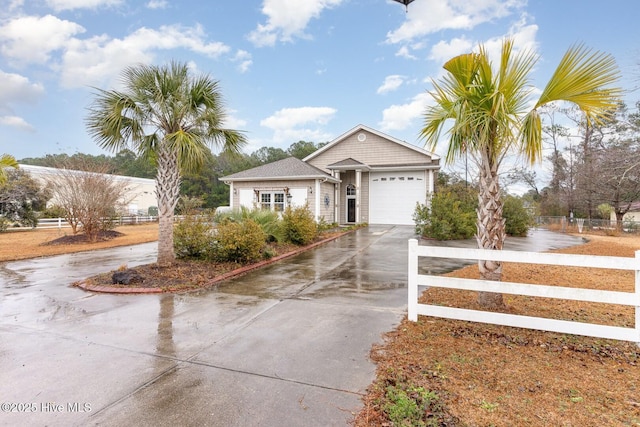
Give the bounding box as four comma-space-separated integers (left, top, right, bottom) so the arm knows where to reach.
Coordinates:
408, 239, 418, 322
58, 217, 62, 229
635, 251, 640, 347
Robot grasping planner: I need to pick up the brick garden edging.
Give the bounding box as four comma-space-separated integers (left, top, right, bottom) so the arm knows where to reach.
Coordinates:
76, 229, 355, 294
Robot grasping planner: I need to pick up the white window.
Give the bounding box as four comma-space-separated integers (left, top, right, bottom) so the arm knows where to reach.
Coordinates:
260, 192, 285, 211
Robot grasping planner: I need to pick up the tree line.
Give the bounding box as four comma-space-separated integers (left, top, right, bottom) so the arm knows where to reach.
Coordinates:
18, 140, 326, 210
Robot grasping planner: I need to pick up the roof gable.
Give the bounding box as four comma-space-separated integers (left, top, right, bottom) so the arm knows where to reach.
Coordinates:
304, 124, 439, 173
304, 124, 439, 163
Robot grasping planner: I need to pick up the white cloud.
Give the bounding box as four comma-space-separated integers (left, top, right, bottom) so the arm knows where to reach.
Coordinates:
395, 46, 417, 60
0, 70, 44, 132
0, 115, 35, 132
45, 0, 123, 11
222, 110, 248, 130
0, 15, 85, 64
260, 106, 336, 143
59, 24, 231, 88
0, 70, 45, 106
476, 16, 539, 65
377, 75, 405, 94
428, 37, 473, 64
379, 92, 432, 132
146, 0, 168, 9
386, 0, 525, 44
233, 50, 253, 74
248, 0, 344, 47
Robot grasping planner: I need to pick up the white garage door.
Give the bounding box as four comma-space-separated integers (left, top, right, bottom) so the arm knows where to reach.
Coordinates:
369, 171, 426, 225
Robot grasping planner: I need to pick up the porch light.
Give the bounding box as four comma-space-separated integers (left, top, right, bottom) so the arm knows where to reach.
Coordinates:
287, 193, 293, 204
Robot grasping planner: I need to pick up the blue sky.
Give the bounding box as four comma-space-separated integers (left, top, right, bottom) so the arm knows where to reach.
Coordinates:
1, 0, 639, 167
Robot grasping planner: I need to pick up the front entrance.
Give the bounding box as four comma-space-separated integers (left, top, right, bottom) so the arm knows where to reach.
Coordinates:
347, 198, 356, 223
346, 183, 356, 223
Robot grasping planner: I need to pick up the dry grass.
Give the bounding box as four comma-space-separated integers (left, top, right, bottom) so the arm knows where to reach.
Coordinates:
355, 234, 640, 426
0, 223, 158, 262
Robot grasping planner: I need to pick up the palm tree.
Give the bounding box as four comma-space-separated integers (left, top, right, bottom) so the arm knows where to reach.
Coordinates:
0, 154, 18, 185
86, 61, 246, 265
421, 39, 620, 308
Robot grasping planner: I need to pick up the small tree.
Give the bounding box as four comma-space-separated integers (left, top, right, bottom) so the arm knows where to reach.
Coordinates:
503, 195, 533, 237
47, 162, 130, 241
413, 192, 476, 240
0, 169, 50, 227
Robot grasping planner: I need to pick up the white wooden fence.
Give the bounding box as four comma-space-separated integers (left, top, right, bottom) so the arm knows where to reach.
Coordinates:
8, 216, 158, 231
408, 239, 640, 345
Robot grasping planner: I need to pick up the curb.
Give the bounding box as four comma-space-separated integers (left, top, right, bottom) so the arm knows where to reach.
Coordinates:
76, 229, 354, 295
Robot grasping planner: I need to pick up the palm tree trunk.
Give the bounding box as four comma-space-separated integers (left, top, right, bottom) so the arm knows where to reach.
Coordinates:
156, 146, 181, 265
476, 152, 506, 309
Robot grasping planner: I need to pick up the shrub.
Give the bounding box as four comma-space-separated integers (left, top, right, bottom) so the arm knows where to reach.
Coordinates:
212, 218, 266, 263
173, 215, 214, 259
215, 206, 284, 243
413, 191, 476, 240
503, 195, 532, 237
281, 205, 317, 245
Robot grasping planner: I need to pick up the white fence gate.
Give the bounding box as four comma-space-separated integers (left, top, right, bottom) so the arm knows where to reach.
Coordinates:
408, 239, 640, 345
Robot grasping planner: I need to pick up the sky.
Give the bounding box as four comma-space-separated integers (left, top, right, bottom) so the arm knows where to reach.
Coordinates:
1, 0, 639, 173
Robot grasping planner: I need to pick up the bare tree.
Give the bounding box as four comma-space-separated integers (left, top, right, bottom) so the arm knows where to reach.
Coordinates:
46, 161, 131, 241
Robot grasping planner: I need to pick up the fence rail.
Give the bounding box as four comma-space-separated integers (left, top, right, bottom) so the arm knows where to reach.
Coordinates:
407, 240, 640, 345
7, 216, 158, 231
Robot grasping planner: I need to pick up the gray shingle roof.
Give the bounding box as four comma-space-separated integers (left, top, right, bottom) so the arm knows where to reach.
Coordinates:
326, 158, 369, 169
221, 157, 338, 182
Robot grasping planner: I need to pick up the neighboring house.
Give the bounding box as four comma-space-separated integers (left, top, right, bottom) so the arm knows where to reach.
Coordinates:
221, 125, 440, 225
19, 164, 158, 215
610, 201, 640, 222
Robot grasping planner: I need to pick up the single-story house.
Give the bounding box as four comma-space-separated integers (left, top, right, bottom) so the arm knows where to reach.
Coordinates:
19, 164, 158, 216
221, 125, 440, 225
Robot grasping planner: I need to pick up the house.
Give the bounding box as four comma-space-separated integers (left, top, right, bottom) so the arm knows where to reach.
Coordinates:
19, 164, 158, 215
221, 125, 440, 225
610, 201, 640, 223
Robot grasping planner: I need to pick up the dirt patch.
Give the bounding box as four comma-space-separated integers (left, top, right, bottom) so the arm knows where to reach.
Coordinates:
41, 230, 124, 245
354, 234, 640, 427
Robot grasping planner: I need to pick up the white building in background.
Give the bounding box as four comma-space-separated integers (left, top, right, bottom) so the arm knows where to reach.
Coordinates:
19, 164, 158, 215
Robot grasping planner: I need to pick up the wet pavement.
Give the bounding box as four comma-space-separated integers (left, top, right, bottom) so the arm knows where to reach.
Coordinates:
0, 226, 584, 426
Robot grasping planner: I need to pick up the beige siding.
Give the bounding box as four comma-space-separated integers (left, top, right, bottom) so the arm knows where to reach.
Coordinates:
360, 171, 369, 223
230, 179, 315, 213
307, 129, 435, 172
318, 181, 335, 223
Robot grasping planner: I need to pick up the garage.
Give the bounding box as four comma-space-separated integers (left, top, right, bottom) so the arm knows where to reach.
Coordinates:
369, 171, 426, 225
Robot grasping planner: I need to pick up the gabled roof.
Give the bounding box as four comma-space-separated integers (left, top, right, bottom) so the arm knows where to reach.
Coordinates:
303, 124, 440, 162
221, 157, 339, 183
326, 158, 370, 170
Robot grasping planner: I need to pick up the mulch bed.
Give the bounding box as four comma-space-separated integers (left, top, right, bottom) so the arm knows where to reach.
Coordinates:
76, 231, 347, 293
42, 230, 124, 245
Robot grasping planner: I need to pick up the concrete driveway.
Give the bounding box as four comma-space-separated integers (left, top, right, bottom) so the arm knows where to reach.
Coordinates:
0, 225, 583, 426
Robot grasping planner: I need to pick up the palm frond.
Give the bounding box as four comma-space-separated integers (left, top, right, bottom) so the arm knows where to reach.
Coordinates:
535, 44, 621, 124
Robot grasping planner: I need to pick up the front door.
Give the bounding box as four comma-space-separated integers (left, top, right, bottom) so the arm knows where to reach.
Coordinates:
347, 198, 356, 223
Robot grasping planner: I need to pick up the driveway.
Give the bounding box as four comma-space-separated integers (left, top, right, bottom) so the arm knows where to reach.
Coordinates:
0, 226, 583, 426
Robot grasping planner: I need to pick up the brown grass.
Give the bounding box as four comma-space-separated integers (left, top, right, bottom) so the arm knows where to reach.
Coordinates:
355, 234, 640, 426
0, 223, 158, 262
